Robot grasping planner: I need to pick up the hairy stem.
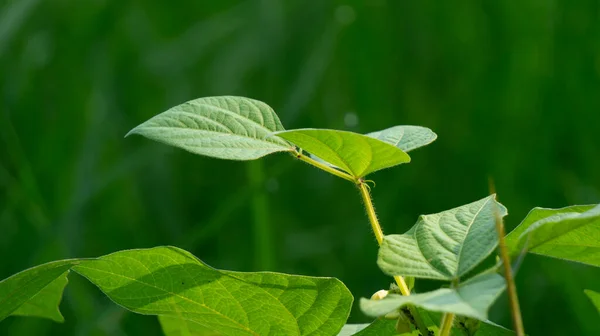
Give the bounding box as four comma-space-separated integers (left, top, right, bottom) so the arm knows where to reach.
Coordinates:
293, 152, 430, 334
358, 182, 430, 336
439, 312, 455, 336
294, 151, 356, 183
495, 211, 525, 336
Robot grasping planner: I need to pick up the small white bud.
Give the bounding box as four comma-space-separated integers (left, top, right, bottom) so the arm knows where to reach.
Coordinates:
370, 289, 389, 300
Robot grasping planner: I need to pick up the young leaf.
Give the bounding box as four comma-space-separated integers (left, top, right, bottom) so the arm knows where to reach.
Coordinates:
366, 125, 437, 153
0, 259, 80, 322
10, 272, 69, 322
73, 246, 352, 336
505, 204, 600, 267
378, 195, 507, 281
360, 273, 506, 321
584, 290, 600, 315
277, 129, 411, 178
127, 96, 293, 160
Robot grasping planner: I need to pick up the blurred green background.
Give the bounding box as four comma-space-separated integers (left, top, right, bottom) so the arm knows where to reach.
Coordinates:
1, 0, 600, 335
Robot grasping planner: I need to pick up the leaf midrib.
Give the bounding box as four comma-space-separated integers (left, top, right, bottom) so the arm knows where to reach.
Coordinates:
455, 197, 492, 278
519, 206, 600, 251
137, 126, 292, 150
411, 225, 452, 280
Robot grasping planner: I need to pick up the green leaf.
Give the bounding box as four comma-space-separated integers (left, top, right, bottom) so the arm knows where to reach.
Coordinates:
277, 129, 411, 178
378, 195, 507, 281
0, 259, 80, 322
366, 126, 437, 153
127, 96, 293, 160
360, 273, 506, 321
505, 204, 600, 267
73, 246, 352, 336
10, 272, 69, 322
159, 315, 222, 336
336, 320, 396, 336
584, 290, 600, 315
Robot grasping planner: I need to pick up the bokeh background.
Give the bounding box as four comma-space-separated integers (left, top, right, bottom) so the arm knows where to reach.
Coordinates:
1, 0, 600, 335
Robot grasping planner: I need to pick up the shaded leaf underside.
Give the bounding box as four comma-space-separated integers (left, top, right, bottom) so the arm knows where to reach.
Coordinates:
360, 273, 506, 321
366, 125, 437, 153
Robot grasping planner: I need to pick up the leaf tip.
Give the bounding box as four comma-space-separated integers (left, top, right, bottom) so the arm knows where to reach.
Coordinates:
124, 126, 142, 138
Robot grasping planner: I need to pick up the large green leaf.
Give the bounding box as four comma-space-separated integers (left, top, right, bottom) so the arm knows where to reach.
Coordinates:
360, 273, 506, 321
159, 315, 221, 336
127, 96, 293, 160
277, 129, 411, 178
73, 246, 352, 336
505, 204, 600, 267
366, 126, 437, 153
0, 259, 80, 322
584, 290, 600, 315
378, 195, 507, 281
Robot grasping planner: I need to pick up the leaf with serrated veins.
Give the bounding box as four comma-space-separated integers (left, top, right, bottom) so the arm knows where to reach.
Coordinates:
505, 204, 600, 267
366, 125, 437, 153
378, 195, 507, 281
360, 273, 506, 321
0, 259, 80, 322
276, 129, 411, 178
73, 246, 352, 336
127, 96, 294, 160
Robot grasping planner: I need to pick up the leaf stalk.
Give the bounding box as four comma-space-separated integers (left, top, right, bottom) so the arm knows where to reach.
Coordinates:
439, 312, 455, 336
294, 151, 356, 183
358, 181, 430, 336
294, 151, 431, 335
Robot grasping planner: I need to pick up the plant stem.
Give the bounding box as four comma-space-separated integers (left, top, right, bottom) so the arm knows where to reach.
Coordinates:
294, 151, 356, 183
357, 182, 430, 336
294, 152, 430, 334
438, 312, 455, 336
494, 211, 525, 336
358, 183, 385, 245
